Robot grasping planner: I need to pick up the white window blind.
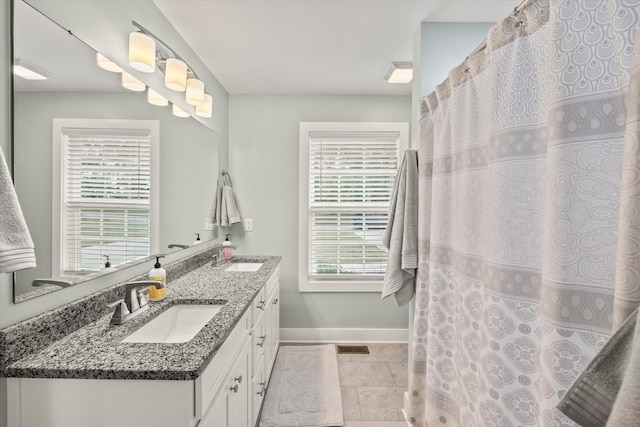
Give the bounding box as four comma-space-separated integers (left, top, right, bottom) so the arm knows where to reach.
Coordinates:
61, 127, 152, 273
307, 131, 400, 280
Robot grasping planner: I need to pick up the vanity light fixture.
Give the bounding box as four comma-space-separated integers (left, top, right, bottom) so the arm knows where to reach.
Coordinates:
172, 103, 190, 118
384, 62, 413, 84
185, 78, 205, 106
96, 53, 123, 73
129, 32, 156, 73
13, 59, 48, 80
148, 88, 168, 106
196, 94, 213, 118
121, 72, 146, 92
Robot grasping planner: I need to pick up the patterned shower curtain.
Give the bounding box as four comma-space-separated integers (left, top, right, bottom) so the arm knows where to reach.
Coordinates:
407, 1, 640, 426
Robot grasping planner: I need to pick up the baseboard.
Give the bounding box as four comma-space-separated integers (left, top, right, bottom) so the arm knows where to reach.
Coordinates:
279, 328, 408, 343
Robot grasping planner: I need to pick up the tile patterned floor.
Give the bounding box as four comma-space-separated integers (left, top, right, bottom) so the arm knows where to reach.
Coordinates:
336, 343, 409, 427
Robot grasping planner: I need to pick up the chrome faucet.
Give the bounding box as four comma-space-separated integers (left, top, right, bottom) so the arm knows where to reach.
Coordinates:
211, 244, 225, 267
109, 280, 165, 325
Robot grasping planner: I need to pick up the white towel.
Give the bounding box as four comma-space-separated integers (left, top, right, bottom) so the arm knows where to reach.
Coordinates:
210, 172, 241, 227
382, 150, 418, 306
0, 146, 36, 273
558, 307, 640, 426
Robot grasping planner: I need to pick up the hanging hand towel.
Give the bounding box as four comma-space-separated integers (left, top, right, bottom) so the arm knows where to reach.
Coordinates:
0, 146, 36, 273
209, 172, 241, 227
558, 307, 640, 427
382, 149, 418, 306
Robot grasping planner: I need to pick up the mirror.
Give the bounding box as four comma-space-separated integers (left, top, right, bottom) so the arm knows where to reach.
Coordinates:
12, 0, 219, 302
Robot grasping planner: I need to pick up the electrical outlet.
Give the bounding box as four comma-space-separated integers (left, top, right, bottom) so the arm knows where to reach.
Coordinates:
204, 217, 214, 231
244, 218, 253, 232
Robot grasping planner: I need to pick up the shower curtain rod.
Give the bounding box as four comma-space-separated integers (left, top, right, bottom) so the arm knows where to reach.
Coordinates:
466, 0, 535, 59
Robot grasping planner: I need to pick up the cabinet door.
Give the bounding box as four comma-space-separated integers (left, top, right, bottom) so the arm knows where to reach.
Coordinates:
268, 283, 280, 376
199, 388, 228, 427
228, 335, 251, 427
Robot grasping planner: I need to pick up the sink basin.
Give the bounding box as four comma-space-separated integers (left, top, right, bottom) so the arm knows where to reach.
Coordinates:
122, 304, 223, 343
224, 262, 263, 272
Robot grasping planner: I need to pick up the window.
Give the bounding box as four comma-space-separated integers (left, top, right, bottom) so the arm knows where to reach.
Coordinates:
298, 122, 409, 292
52, 119, 159, 276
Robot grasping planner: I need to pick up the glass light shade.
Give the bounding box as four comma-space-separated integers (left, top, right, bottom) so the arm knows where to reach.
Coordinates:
147, 88, 168, 106
172, 104, 189, 118
165, 58, 187, 91
196, 94, 213, 118
185, 78, 205, 106
129, 32, 155, 73
122, 72, 146, 92
96, 53, 122, 73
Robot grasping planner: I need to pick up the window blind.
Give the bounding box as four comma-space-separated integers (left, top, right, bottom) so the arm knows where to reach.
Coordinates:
308, 132, 399, 279
61, 128, 151, 273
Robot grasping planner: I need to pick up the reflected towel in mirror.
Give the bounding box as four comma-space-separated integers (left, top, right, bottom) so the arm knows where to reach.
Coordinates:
0, 146, 36, 273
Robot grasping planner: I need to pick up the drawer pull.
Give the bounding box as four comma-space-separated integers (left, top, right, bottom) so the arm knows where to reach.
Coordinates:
234, 375, 243, 384
273, 298, 279, 305
257, 301, 266, 310
257, 335, 267, 347
256, 382, 266, 397
230, 384, 239, 393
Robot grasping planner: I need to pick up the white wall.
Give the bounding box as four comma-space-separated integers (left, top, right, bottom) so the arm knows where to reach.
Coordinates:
229, 95, 411, 333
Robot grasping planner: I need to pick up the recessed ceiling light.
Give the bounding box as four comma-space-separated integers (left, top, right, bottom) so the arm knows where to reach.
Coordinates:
13, 59, 48, 80
384, 62, 413, 84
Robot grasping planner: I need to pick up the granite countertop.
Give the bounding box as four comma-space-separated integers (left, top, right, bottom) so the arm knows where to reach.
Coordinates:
4, 255, 281, 381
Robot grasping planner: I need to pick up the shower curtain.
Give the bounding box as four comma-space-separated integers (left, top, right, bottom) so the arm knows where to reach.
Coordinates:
407, 0, 640, 426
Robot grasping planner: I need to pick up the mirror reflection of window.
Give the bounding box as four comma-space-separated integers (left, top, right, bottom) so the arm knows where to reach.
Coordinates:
52, 118, 160, 277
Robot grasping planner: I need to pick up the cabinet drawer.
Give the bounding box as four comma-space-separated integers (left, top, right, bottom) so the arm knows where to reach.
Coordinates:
252, 313, 266, 376
265, 267, 279, 297
252, 287, 266, 324
195, 310, 250, 418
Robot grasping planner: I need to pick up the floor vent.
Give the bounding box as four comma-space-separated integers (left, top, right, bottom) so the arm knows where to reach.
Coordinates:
337, 345, 370, 355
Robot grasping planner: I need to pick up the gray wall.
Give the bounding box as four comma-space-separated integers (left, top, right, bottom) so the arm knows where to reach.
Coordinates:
420, 22, 494, 96
229, 95, 411, 331
0, 0, 229, 329
12, 91, 219, 296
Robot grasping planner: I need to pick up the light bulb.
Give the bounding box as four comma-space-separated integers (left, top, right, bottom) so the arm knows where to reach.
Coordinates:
196, 94, 213, 118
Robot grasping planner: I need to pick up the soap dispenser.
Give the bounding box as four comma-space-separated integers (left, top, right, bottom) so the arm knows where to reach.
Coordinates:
222, 234, 233, 260
193, 233, 202, 245
148, 256, 167, 301
102, 255, 117, 272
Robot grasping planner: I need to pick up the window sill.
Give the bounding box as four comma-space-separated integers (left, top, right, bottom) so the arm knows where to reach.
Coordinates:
299, 280, 383, 293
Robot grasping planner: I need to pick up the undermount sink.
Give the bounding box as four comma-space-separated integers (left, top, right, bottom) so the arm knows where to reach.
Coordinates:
224, 262, 263, 272
122, 304, 223, 344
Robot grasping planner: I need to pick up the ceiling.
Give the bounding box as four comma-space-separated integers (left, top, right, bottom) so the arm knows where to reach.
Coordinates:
153, 0, 517, 96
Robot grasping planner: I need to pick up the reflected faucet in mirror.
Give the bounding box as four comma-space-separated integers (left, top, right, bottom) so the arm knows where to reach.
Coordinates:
31, 279, 72, 289
168, 244, 189, 249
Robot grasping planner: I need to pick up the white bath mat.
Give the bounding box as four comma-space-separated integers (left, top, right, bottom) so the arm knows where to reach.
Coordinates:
259, 344, 344, 427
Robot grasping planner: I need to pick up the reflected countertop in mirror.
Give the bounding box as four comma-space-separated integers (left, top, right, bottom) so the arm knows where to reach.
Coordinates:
12, 0, 220, 302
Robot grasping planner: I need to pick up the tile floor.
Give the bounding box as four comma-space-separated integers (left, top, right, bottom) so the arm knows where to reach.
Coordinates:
336, 343, 409, 427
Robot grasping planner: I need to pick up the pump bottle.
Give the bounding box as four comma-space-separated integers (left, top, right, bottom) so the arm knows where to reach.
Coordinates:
148, 256, 167, 301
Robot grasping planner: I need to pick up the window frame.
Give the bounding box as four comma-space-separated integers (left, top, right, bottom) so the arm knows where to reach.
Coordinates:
52, 118, 160, 277
298, 122, 409, 293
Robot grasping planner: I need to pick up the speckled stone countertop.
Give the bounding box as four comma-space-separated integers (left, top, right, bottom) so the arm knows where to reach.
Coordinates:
3, 255, 281, 381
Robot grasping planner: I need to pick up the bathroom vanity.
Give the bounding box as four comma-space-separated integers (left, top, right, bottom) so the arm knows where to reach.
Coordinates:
3, 255, 281, 427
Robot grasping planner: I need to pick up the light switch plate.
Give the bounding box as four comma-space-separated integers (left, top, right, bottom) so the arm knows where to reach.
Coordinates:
244, 218, 253, 232
204, 217, 214, 231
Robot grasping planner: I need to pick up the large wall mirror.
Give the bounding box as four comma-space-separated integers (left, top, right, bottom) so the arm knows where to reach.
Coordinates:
12, 0, 219, 302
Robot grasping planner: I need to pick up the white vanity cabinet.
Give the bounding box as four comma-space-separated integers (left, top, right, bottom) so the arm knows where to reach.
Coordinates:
6, 266, 281, 427
250, 267, 280, 425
